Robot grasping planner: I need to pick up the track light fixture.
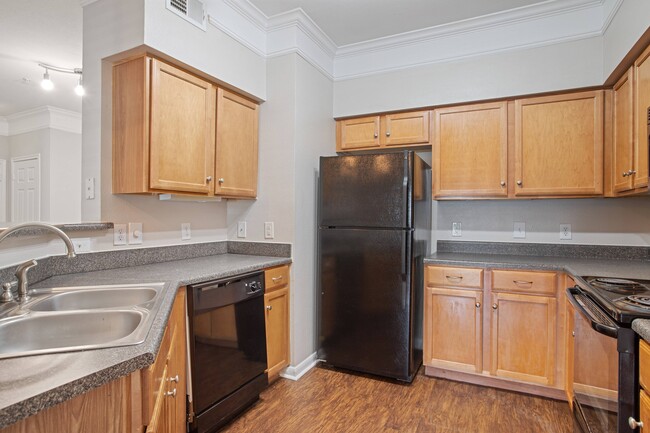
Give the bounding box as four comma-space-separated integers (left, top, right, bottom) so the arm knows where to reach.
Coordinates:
38, 63, 84, 96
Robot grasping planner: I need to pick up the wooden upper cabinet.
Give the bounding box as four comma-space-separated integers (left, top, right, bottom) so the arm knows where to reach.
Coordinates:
634, 45, 650, 189
113, 55, 259, 199
611, 68, 635, 193
513, 90, 604, 197
381, 111, 430, 147
337, 116, 381, 151
433, 102, 508, 197
149, 59, 215, 195
215, 88, 259, 198
336, 111, 431, 151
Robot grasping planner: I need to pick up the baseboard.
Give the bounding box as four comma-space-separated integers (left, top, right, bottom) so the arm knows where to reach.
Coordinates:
279, 352, 320, 381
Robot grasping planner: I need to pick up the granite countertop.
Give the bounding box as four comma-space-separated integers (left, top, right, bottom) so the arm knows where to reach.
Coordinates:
0, 253, 291, 428
425, 251, 650, 342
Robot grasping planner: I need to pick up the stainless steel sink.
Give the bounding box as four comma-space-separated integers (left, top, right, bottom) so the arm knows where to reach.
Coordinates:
0, 282, 166, 359
29, 287, 158, 311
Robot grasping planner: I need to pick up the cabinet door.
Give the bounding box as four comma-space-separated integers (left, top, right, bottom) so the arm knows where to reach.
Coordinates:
641, 390, 650, 433
490, 292, 556, 385
265, 287, 290, 378
146, 365, 171, 433
215, 88, 259, 198
149, 59, 215, 194
433, 102, 507, 197
337, 116, 381, 151
514, 91, 604, 196
382, 111, 431, 147
612, 68, 635, 193
424, 287, 482, 373
634, 45, 650, 189
166, 288, 186, 433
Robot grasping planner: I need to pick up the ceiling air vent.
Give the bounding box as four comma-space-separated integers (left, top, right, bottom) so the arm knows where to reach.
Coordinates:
166, 0, 206, 31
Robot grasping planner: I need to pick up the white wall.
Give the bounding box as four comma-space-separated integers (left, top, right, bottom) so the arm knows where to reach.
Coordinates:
603, 0, 650, 78
49, 129, 82, 223
291, 56, 335, 364
333, 37, 603, 117
436, 197, 650, 247
143, 0, 266, 100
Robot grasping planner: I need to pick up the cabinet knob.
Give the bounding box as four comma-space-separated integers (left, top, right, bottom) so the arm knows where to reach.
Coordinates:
629, 417, 644, 429
492, 303, 498, 310
385, 131, 391, 137
168, 375, 179, 383
374, 132, 378, 138
500, 181, 506, 187
623, 172, 629, 177
516, 180, 522, 186
206, 176, 212, 182
166, 388, 177, 398
629, 169, 637, 176
266, 305, 272, 311
475, 302, 481, 308
218, 178, 225, 184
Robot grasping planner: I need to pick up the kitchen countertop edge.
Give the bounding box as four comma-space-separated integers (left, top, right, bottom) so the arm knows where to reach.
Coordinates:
0, 254, 291, 429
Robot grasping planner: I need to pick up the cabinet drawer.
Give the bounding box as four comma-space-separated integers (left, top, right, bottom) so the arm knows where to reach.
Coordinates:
426, 266, 483, 289
491, 270, 556, 295
265, 265, 289, 292
641, 339, 650, 391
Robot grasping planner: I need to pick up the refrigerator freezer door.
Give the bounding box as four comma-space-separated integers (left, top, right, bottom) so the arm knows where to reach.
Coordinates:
318, 227, 414, 381
319, 152, 412, 229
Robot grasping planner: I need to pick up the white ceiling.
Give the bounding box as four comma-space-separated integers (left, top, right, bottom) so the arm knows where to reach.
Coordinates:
0, 0, 82, 117
248, 0, 554, 46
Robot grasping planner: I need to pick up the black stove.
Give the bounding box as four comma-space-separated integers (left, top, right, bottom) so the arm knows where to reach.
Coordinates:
578, 276, 650, 324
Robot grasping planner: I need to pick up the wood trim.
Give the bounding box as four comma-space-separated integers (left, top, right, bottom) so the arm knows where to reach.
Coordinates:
424, 366, 566, 400
612, 67, 635, 193
633, 44, 650, 189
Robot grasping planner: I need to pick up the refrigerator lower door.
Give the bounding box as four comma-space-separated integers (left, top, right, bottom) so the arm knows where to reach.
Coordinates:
318, 227, 415, 381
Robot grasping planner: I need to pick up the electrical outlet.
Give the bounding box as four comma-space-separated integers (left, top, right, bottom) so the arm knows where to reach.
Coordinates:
72, 238, 91, 253
513, 222, 526, 239
128, 222, 143, 245
181, 223, 191, 240
452, 222, 462, 237
237, 221, 247, 238
113, 224, 127, 246
560, 224, 572, 240
264, 222, 274, 239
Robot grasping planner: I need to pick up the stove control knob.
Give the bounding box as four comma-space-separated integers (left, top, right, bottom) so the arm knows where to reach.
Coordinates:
629, 417, 644, 429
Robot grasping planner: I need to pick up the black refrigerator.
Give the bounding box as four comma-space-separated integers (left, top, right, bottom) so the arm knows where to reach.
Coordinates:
317, 151, 431, 382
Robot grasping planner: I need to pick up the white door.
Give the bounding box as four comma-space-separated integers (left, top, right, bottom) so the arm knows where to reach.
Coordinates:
11, 155, 40, 222
0, 159, 6, 223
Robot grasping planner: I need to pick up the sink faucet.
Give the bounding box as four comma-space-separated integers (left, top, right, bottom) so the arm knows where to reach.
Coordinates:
0, 222, 76, 303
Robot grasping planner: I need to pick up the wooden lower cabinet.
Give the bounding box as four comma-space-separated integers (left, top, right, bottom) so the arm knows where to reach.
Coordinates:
490, 292, 556, 385
2, 289, 187, 433
264, 265, 291, 379
424, 287, 482, 373
424, 265, 562, 396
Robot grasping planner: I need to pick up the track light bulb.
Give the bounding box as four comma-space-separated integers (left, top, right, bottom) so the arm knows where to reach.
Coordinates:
74, 76, 85, 96
41, 70, 53, 91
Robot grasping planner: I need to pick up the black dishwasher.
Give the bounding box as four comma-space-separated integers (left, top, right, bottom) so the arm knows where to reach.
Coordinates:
187, 271, 268, 433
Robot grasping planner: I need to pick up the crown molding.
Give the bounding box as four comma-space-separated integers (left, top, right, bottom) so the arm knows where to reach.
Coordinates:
197, 0, 620, 81
5, 107, 82, 136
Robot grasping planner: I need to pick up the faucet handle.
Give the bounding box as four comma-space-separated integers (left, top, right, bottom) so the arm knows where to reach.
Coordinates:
0, 281, 16, 303
15, 259, 37, 277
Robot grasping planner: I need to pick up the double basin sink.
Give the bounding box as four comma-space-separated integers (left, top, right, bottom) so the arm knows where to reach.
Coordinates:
0, 283, 166, 360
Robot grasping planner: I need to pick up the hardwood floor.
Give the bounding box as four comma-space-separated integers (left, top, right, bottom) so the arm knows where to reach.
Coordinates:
221, 366, 574, 433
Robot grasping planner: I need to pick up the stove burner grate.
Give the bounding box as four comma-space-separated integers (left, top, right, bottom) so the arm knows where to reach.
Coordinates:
587, 277, 647, 294
626, 295, 650, 308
